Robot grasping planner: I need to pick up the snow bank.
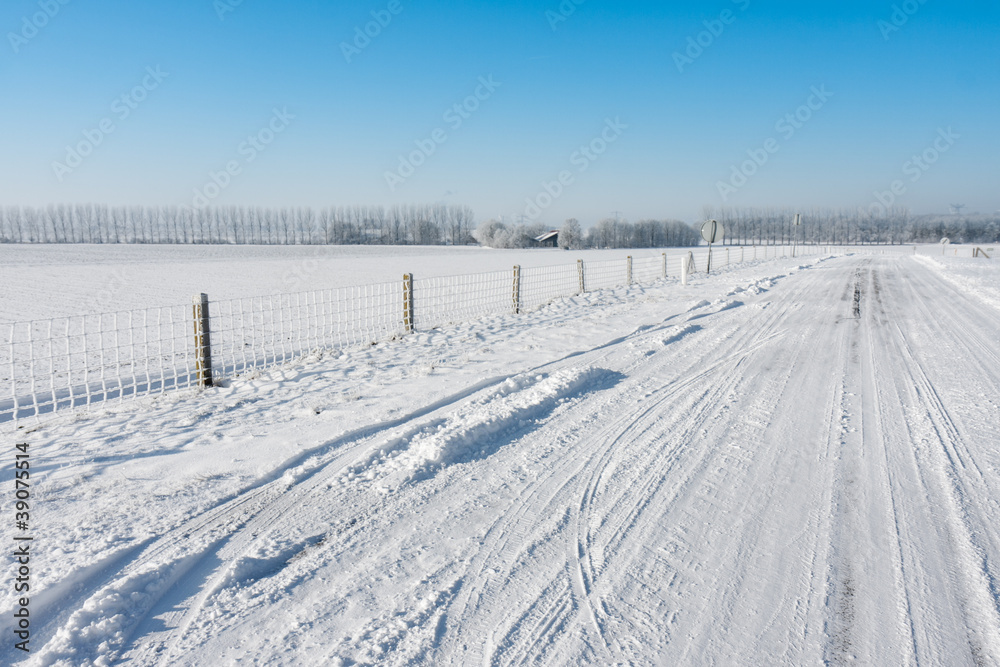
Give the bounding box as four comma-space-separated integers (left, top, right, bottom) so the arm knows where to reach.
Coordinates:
914, 254, 1000, 312
337, 367, 622, 492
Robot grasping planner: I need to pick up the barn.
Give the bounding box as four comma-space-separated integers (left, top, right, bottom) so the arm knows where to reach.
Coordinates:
534, 230, 560, 247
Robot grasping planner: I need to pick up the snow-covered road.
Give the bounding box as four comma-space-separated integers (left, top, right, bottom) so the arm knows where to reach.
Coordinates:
6, 254, 1000, 666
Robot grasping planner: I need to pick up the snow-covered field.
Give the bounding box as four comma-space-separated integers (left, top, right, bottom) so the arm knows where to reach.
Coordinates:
0, 243, 936, 323
3, 249, 1000, 665
0, 245, 697, 323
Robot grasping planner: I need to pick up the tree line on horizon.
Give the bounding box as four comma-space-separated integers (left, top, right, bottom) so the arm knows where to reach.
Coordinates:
473, 217, 704, 249
1, 203, 996, 247
705, 207, 1000, 246
0, 203, 477, 246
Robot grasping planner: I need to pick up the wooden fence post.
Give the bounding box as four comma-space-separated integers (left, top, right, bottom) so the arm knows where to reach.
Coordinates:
627, 256, 633, 286
662, 252, 668, 278
403, 273, 414, 333
577, 259, 586, 294
192, 293, 213, 388
512, 265, 521, 314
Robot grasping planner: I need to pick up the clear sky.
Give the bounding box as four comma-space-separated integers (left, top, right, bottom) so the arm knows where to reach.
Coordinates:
2, 0, 998, 226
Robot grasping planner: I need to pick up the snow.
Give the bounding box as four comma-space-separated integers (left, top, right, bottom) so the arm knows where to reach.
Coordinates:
3, 250, 999, 665
915, 253, 1000, 312
0, 244, 689, 323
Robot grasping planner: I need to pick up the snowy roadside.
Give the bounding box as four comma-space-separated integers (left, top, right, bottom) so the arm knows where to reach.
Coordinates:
1, 255, 819, 623
913, 254, 1000, 313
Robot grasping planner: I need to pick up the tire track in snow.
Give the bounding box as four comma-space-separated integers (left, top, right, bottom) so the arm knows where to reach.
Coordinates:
822, 258, 1000, 665
577, 291, 793, 569
485, 334, 777, 664
824, 261, 917, 665
420, 315, 712, 662
118, 367, 622, 666
567, 356, 754, 661
438, 382, 674, 666
449, 266, 826, 664
16, 374, 561, 666
434, 320, 760, 665
870, 261, 1000, 665
646, 260, 848, 665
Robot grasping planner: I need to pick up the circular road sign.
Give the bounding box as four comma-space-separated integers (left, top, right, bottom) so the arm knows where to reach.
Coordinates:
701, 219, 723, 244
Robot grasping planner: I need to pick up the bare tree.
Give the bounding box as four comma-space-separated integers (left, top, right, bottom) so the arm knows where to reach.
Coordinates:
559, 218, 583, 249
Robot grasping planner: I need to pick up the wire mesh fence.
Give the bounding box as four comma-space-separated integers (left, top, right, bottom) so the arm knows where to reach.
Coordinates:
208, 282, 404, 382
1, 244, 878, 426
3, 305, 196, 423
582, 259, 628, 292
413, 270, 511, 331
633, 255, 666, 284
520, 263, 581, 311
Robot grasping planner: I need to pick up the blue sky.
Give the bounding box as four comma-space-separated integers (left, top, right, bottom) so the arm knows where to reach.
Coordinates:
2, 0, 998, 226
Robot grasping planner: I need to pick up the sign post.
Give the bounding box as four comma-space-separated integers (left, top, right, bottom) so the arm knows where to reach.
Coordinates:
793, 213, 801, 258
701, 219, 723, 274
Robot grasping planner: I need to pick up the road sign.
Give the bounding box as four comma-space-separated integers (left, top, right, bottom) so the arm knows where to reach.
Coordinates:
701, 219, 723, 244
794, 213, 802, 226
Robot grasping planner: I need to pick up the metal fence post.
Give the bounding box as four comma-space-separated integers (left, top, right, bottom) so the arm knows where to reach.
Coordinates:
577, 259, 586, 294
192, 293, 213, 388
662, 252, 667, 278
403, 273, 414, 333
512, 265, 521, 314
627, 256, 633, 286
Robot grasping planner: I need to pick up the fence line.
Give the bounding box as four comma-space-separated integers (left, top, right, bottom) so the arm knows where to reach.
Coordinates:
0, 245, 936, 425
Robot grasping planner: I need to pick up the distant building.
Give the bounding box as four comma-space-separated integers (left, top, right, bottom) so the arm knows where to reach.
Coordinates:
534, 230, 559, 247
